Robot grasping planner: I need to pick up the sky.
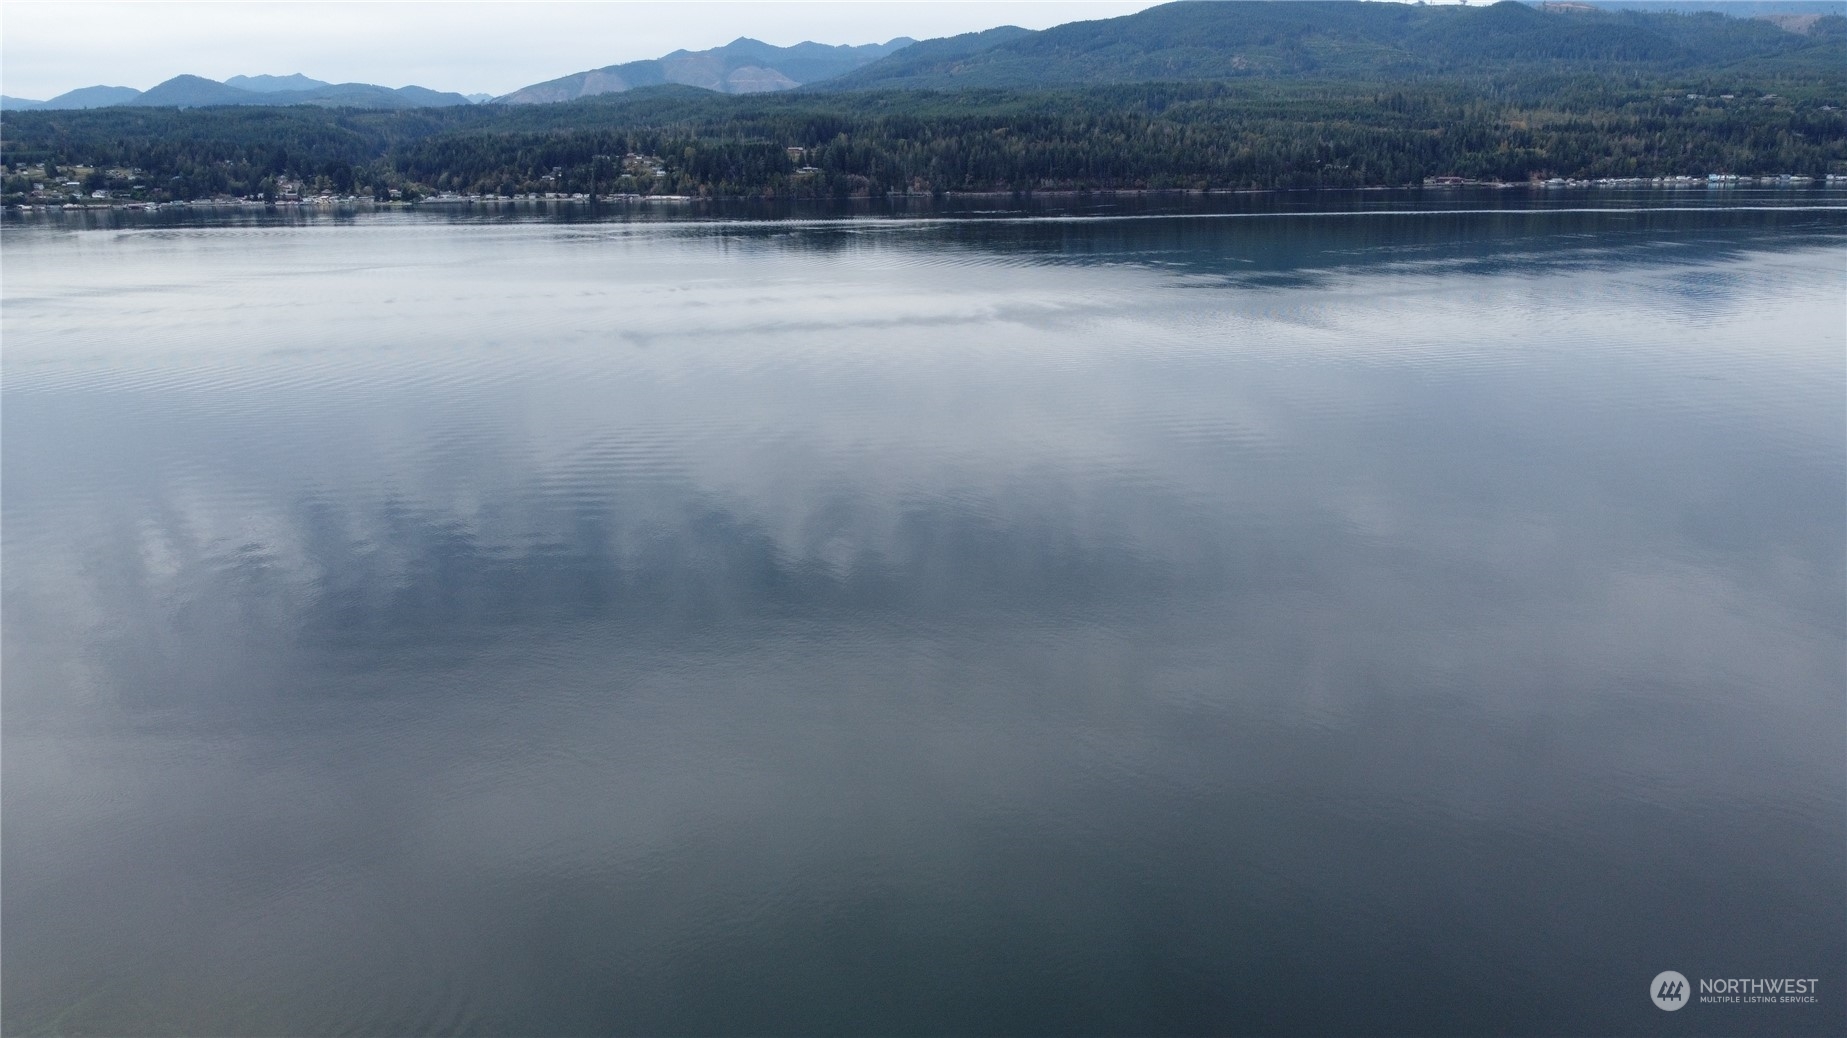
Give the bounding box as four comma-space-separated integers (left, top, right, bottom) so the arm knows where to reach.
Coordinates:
1, 1, 1169, 100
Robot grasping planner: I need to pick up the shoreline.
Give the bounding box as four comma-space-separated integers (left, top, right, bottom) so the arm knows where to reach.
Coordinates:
11, 176, 1847, 216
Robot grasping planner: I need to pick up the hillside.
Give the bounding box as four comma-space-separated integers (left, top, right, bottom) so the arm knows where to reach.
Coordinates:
823, 0, 1846, 89
496, 37, 914, 103
8, 67, 1845, 205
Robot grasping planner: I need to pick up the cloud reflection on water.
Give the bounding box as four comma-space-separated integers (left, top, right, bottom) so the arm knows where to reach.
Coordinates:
3, 207, 1843, 1036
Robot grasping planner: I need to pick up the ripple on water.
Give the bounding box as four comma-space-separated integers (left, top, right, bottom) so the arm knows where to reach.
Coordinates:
3, 208, 1843, 1036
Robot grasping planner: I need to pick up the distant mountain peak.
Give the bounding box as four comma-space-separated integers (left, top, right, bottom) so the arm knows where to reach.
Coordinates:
1, 72, 474, 111
2, 84, 141, 110
131, 75, 261, 107
226, 73, 332, 93
494, 36, 915, 104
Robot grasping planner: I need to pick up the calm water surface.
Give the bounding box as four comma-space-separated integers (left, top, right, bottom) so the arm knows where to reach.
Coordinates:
4, 202, 1844, 1035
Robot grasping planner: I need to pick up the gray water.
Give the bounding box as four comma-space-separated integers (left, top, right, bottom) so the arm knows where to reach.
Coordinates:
4, 203, 1843, 1036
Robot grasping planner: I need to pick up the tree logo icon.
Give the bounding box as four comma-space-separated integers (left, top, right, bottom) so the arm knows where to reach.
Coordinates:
1651, 971, 1690, 1011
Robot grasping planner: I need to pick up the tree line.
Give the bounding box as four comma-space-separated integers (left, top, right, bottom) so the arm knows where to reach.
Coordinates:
4, 74, 1843, 203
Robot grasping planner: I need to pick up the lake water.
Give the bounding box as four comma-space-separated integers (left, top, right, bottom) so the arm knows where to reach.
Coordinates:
4, 199, 1844, 1036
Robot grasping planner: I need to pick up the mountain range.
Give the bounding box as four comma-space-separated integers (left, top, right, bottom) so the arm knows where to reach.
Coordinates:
493, 37, 914, 103
1, 74, 470, 111
3, 0, 1843, 112
0, 36, 914, 112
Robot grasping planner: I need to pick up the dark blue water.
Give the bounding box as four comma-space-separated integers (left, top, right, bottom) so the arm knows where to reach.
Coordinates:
4, 201, 1843, 1035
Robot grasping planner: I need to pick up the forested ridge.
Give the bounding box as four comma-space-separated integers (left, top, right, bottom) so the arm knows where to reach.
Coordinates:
825, 0, 1847, 89
6, 75, 1843, 202
4, 0, 1844, 202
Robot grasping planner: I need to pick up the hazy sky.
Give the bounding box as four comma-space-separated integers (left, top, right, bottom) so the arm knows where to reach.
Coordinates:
1, 1, 1168, 100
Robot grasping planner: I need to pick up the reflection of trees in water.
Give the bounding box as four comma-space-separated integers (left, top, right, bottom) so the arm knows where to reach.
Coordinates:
28, 199, 1838, 285
894, 207, 1843, 282
628, 205, 1841, 288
